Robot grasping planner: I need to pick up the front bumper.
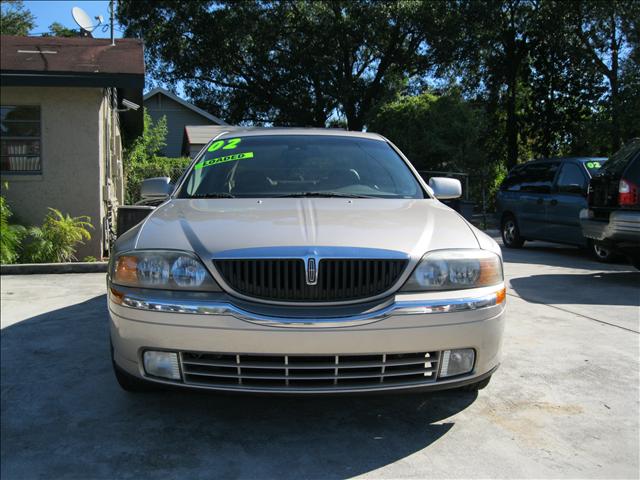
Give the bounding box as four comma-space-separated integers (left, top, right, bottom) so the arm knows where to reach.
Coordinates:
108, 285, 506, 394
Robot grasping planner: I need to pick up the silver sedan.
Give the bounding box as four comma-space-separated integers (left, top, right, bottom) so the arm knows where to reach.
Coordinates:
108, 129, 506, 394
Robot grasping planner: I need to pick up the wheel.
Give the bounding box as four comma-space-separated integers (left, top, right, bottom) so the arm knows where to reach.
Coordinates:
463, 375, 492, 391
590, 240, 619, 263
113, 361, 157, 392
501, 215, 524, 248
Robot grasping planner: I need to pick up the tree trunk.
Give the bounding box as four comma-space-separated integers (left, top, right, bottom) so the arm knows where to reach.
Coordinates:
505, 44, 519, 170
347, 117, 364, 132
609, 12, 621, 152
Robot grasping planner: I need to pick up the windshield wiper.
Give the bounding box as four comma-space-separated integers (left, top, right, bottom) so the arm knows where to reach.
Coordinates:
275, 192, 376, 199
190, 192, 236, 198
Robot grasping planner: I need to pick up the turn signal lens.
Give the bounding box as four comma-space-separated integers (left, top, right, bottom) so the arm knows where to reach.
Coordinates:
495, 287, 507, 304
115, 256, 138, 284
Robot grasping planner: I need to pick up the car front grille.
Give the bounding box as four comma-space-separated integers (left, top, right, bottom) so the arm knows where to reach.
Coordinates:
213, 258, 407, 302
180, 351, 440, 391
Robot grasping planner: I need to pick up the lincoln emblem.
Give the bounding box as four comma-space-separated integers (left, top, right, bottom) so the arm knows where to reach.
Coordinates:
306, 258, 318, 285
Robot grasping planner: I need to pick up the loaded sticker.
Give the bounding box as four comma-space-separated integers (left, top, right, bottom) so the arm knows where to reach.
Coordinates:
208, 138, 242, 152
194, 152, 254, 169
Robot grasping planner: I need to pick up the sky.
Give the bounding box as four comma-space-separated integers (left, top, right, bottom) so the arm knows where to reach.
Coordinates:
24, 0, 123, 39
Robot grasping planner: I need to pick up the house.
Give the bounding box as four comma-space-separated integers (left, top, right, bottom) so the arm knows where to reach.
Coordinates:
143, 87, 227, 157
0, 35, 144, 260
181, 125, 238, 158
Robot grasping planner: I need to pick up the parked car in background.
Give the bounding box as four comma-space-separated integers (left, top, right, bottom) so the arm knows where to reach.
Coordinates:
496, 157, 609, 257
108, 129, 506, 395
580, 139, 640, 269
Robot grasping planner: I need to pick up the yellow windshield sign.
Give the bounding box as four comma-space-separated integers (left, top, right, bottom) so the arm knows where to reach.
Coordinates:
194, 152, 254, 170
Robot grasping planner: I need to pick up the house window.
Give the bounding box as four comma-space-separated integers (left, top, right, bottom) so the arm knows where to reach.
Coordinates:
1, 106, 41, 174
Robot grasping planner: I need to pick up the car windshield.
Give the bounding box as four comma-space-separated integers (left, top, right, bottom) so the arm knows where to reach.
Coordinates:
177, 135, 425, 199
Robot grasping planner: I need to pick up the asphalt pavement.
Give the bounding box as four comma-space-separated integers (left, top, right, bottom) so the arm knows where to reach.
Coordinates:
1, 240, 639, 479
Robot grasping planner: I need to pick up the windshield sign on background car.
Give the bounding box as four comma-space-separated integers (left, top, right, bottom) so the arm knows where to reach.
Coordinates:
582, 159, 605, 175
178, 135, 425, 199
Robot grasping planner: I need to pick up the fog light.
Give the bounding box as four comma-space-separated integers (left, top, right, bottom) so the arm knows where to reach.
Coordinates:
143, 351, 181, 380
440, 349, 475, 378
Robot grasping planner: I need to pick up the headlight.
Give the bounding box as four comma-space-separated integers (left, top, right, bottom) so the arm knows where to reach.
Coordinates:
402, 249, 503, 291
111, 250, 219, 291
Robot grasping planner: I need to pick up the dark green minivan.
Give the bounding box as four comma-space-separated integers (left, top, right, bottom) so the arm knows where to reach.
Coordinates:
496, 157, 606, 255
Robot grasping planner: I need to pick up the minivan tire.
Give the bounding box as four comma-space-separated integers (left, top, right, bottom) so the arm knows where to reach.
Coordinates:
590, 240, 620, 263
501, 215, 525, 248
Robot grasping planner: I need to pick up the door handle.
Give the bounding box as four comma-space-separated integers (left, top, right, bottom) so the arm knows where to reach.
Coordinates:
549, 199, 558, 206
536, 198, 544, 205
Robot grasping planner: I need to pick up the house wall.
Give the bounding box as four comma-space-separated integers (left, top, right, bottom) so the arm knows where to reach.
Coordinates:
144, 94, 216, 157
189, 144, 206, 159
1, 86, 109, 260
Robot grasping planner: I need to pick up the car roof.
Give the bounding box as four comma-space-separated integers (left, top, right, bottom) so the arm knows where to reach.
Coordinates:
515, 156, 607, 168
208, 127, 387, 142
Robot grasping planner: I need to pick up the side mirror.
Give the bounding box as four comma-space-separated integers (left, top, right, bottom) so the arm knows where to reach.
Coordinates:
140, 177, 172, 201
429, 177, 462, 200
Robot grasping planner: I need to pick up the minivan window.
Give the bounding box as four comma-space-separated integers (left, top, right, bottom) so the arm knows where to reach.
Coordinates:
508, 162, 559, 193
500, 166, 527, 191
178, 135, 425, 199
556, 163, 587, 193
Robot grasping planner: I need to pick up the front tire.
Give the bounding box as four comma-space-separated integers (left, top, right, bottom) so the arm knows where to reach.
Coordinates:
501, 215, 524, 248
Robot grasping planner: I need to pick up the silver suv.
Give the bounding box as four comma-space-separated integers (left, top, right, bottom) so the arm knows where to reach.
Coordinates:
108, 129, 505, 394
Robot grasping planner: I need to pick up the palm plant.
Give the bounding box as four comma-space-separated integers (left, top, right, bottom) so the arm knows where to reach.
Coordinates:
0, 195, 26, 264
22, 208, 93, 263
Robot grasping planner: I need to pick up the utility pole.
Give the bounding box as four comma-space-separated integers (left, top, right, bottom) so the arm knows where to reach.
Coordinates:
110, 0, 115, 46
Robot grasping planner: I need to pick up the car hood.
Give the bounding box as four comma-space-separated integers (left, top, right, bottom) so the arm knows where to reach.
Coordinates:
131, 198, 480, 260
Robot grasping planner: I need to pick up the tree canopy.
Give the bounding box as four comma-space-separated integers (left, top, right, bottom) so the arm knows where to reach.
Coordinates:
118, 0, 435, 130
113, 0, 638, 171
0, 0, 35, 36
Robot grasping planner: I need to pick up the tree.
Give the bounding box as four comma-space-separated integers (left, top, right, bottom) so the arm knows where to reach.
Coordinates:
524, 0, 605, 157
0, 0, 35, 36
570, 0, 639, 152
117, 0, 431, 130
369, 92, 482, 172
430, 0, 538, 170
43, 22, 78, 37
123, 109, 191, 203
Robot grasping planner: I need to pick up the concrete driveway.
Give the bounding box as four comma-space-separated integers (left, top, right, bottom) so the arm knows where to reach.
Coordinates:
1, 241, 639, 479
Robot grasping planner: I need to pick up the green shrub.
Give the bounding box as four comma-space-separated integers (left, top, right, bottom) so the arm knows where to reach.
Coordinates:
0, 195, 25, 264
21, 208, 93, 263
125, 155, 191, 204
123, 109, 191, 203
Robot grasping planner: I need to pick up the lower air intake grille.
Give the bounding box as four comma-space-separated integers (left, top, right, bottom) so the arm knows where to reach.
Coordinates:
180, 351, 440, 391
213, 258, 408, 302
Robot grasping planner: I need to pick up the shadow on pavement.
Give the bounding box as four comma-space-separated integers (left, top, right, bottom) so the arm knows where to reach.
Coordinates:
509, 271, 640, 307
1, 296, 476, 480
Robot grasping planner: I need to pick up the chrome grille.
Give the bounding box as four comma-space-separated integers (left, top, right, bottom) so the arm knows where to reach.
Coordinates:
213, 258, 408, 302
180, 351, 439, 391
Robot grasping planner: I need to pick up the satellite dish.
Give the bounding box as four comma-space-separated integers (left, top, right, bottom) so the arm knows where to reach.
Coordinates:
72, 6, 96, 33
